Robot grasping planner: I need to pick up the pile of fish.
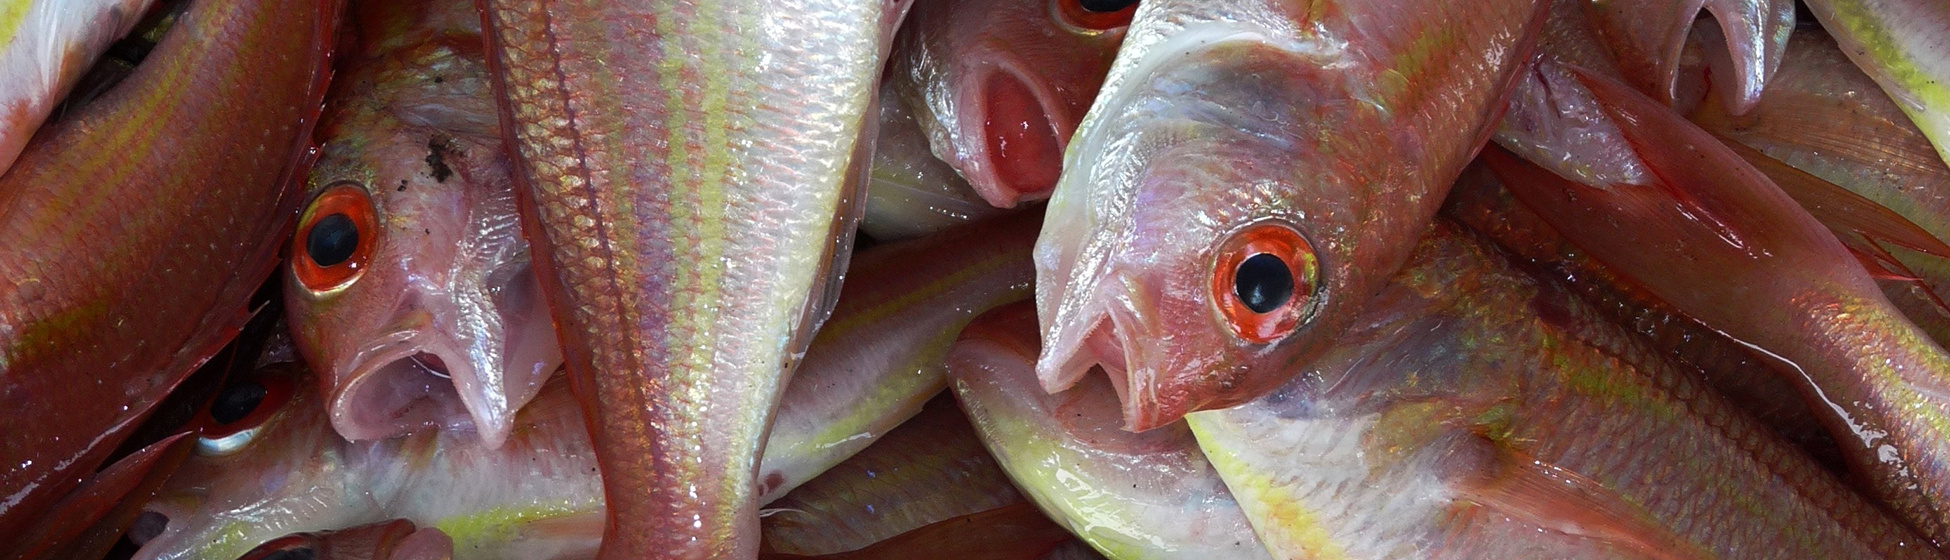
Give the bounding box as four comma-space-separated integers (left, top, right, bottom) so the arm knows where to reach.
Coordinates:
3, 0, 1950, 557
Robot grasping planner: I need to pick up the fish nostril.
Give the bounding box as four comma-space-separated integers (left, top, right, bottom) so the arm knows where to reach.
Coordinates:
129, 510, 168, 545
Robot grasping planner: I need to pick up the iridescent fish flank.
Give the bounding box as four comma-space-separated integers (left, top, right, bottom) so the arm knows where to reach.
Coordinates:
286, 0, 561, 449
890, 0, 1135, 207
474, 1, 906, 557
1034, 0, 1547, 430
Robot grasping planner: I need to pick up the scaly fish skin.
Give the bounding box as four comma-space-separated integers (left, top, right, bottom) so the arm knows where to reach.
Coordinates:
474, 0, 905, 557
286, 0, 561, 450
0, 0, 339, 538
1034, 0, 1546, 431
235, 520, 454, 560
1188, 222, 1935, 560
890, 0, 1133, 207
1802, 0, 1950, 170
950, 303, 1271, 560
0, 0, 155, 175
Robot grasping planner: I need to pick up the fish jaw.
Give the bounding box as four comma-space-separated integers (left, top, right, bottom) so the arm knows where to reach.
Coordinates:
892, 0, 1126, 208
1580, 0, 1794, 114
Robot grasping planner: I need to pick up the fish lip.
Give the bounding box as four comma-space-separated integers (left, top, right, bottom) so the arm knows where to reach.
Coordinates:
1036, 270, 1174, 432
329, 328, 480, 442
957, 58, 1072, 208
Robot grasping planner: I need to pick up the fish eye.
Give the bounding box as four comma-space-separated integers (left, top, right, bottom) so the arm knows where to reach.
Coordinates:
196, 369, 296, 456
291, 182, 378, 294
1211, 220, 1318, 343
1058, 0, 1138, 31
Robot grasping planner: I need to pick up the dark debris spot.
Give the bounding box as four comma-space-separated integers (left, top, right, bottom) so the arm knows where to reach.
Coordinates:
426, 136, 455, 183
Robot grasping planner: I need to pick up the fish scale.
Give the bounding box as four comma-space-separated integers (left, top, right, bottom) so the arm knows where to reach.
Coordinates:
475, 0, 897, 557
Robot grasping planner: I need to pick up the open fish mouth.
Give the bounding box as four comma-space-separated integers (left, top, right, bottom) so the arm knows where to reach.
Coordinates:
1036, 271, 1185, 433
331, 330, 476, 443
964, 61, 1071, 208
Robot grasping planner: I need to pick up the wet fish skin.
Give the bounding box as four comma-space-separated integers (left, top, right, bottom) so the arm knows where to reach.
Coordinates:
237, 520, 454, 560
1581, 0, 1794, 113
762, 397, 1024, 557
889, 0, 1132, 207
285, 0, 561, 449
758, 211, 1039, 503
1801, 0, 1950, 169
474, 0, 904, 557
0, 0, 339, 539
134, 366, 605, 560
950, 303, 1270, 560
0, 0, 156, 175
859, 79, 1005, 242
1188, 221, 1935, 560
1691, 29, 1950, 346
1034, 0, 1547, 431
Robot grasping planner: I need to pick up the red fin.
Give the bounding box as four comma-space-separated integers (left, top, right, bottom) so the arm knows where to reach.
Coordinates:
1485, 65, 1880, 337
2, 433, 195, 560
1443, 435, 1712, 560
761, 503, 1071, 560
1716, 134, 1950, 259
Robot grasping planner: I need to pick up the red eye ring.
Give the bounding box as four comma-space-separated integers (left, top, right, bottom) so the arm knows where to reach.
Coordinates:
291, 182, 378, 294
1211, 220, 1318, 344
1057, 0, 1138, 31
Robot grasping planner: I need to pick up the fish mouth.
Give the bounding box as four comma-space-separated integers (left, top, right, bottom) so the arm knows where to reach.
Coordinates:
330, 329, 476, 442
1036, 274, 1180, 432
966, 64, 1069, 208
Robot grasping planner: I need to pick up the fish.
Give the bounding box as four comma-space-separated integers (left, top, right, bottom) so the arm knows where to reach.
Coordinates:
759, 211, 1039, 503
1439, 162, 1845, 471
763, 503, 1073, 560
1580, 0, 1794, 113
1691, 28, 1950, 345
1187, 221, 1937, 559
133, 364, 605, 560
859, 79, 1005, 242
1033, 0, 1548, 431
762, 396, 1024, 556
888, 0, 1135, 208
0, 0, 339, 539
1801, 0, 1950, 169
949, 303, 1270, 560
284, 0, 561, 448
236, 520, 455, 560
0, 0, 156, 175
1484, 62, 1950, 544
474, 0, 908, 556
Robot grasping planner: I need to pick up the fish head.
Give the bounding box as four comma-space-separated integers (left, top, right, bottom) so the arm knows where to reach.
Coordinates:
283, 33, 560, 449
892, 0, 1136, 207
131, 363, 363, 560
1038, 26, 1389, 432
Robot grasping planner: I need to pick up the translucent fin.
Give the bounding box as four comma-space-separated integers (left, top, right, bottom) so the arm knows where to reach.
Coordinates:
1716, 134, 1950, 259
3, 433, 195, 560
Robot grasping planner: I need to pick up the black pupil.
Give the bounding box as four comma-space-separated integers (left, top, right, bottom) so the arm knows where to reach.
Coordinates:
261, 548, 315, 560
1079, 0, 1136, 13
1234, 253, 1294, 314
209, 381, 267, 425
306, 213, 359, 267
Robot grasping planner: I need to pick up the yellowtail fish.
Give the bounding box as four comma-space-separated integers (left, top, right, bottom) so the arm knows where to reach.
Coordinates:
0, 0, 156, 174
1034, 0, 1547, 431
1802, 0, 1950, 169
285, 0, 560, 449
0, 0, 338, 539
951, 303, 1270, 560
1189, 221, 1937, 559
474, 0, 909, 557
